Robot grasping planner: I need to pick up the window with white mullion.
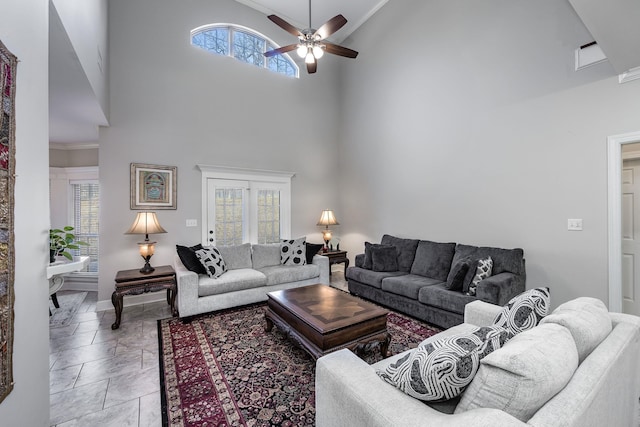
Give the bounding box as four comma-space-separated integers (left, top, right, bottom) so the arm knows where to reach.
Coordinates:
70, 180, 100, 273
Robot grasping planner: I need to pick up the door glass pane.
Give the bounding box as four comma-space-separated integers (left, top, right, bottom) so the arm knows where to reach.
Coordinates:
72, 183, 99, 273
215, 188, 244, 245
257, 189, 280, 244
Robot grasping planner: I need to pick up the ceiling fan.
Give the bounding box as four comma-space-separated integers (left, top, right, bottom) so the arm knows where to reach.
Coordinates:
263, 0, 359, 74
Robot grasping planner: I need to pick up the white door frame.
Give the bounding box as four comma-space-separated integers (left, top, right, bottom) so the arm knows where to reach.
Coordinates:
607, 130, 640, 312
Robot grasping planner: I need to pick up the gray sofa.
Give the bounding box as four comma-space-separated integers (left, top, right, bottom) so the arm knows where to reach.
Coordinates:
346, 235, 526, 328
316, 298, 640, 427
174, 243, 329, 318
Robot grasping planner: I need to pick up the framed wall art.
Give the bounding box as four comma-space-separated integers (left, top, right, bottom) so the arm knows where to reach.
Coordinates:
0, 38, 17, 404
130, 163, 177, 210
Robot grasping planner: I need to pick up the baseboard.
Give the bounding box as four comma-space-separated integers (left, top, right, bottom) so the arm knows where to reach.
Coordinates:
95, 292, 167, 312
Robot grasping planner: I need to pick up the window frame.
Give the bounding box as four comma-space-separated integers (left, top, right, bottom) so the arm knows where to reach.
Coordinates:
198, 165, 294, 246
190, 23, 300, 78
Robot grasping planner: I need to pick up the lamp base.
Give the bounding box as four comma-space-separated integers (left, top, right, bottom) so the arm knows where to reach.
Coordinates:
140, 256, 155, 274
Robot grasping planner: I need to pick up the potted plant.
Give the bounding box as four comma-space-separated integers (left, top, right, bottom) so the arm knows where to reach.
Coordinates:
49, 226, 89, 263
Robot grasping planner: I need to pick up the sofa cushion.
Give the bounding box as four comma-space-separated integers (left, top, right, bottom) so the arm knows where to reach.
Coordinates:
467, 256, 493, 296
346, 267, 406, 289
305, 243, 324, 264
252, 243, 281, 269
376, 325, 510, 402
195, 247, 227, 279
381, 235, 420, 273
493, 287, 550, 336
217, 243, 253, 270
258, 264, 320, 286
371, 245, 399, 272
363, 242, 396, 270
539, 297, 612, 363
176, 244, 206, 275
281, 237, 307, 266
444, 257, 472, 291
410, 240, 456, 281
198, 268, 267, 297
451, 244, 524, 277
382, 275, 443, 300
455, 323, 579, 422
419, 283, 478, 314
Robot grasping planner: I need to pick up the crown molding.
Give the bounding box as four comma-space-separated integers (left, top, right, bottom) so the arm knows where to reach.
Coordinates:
49, 142, 99, 150
619, 66, 640, 84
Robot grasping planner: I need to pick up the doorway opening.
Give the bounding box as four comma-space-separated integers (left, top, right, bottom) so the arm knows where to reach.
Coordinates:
607, 131, 640, 314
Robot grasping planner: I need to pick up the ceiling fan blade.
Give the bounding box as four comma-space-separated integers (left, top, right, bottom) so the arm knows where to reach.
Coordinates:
313, 14, 347, 40
324, 42, 359, 58
306, 58, 317, 74
268, 15, 304, 38
264, 44, 299, 58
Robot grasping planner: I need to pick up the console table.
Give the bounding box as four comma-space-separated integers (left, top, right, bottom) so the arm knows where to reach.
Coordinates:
111, 265, 177, 330
322, 250, 349, 278
47, 256, 90, 309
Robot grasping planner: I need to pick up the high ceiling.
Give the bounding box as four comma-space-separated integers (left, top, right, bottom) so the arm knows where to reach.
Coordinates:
49, 0, 640, 146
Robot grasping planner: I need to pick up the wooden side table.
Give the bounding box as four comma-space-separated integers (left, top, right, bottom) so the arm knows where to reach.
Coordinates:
322, 250, 349, 278
111, 265, 177, 330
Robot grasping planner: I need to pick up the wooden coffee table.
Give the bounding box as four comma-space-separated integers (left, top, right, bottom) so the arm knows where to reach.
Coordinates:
264, 284, 390, 360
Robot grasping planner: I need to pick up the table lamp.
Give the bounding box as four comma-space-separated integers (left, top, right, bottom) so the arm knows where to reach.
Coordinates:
317, 209, 339, 250
125, 212, 167, 273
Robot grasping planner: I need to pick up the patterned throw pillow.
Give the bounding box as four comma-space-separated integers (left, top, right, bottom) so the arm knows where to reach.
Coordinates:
467, 257, 493, 296
493, 287, 551, 336
281, 237, 307, 266
376, 325, 511, 402
195, 247, 227, 279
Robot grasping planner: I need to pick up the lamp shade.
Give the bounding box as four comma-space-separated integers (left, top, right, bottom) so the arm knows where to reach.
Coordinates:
125, 212, 167, 239
317, 209, 339, 227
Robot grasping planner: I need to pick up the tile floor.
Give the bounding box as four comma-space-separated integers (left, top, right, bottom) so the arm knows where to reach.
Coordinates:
49, 267, 348, 426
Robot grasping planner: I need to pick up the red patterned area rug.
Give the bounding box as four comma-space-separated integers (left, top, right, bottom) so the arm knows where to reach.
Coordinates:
158, 302, 440, 427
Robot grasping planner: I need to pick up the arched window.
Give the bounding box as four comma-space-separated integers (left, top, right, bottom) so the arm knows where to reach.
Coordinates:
191, 24, 299, 78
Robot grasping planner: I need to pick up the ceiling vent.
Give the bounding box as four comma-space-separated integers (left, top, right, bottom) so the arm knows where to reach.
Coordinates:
575, 41, 607, 70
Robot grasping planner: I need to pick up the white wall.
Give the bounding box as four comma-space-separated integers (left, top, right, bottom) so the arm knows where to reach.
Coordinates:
97, 0, 342, 307
0, 0, 50, 425
337, 0, 640, 309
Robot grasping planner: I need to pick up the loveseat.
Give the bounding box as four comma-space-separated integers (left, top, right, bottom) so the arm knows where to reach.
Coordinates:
346, 234, 526, 328
174, 242, 329, 318
316, 297, 640, 427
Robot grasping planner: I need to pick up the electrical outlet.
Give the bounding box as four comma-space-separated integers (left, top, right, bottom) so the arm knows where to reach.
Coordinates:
186, 219, 197, 227
568, 219, 583, 231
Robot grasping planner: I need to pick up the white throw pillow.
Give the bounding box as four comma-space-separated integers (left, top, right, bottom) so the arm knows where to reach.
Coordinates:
281, 237, 307, 266
376, 325, 510, 402
454, 323, 578, 422
467, 257, 493, 296
195, 247, 227, 279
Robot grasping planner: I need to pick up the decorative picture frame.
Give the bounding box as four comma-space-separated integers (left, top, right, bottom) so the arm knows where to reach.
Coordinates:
130, 163, 177, 210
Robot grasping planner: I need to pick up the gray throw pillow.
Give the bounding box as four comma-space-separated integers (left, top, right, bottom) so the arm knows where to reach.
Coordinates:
445, 257, 472, 291
195, 246, 227, 279
376, 325, 510, 402
280, 237, 307, 266
371, 245, 398, 272
493, 287, 550, 336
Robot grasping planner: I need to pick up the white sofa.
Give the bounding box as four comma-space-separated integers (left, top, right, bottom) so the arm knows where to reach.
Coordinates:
174, 243, 330, 318
316, 297, 640, 427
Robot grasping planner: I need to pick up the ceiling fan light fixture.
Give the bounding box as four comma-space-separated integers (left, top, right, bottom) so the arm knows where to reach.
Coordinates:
305, 50, 315, 64
296, 44, 307, 58
312, 45, 324, 59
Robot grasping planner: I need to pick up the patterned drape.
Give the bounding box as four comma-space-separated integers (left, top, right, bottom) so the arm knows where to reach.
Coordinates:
0, 39, 17, 404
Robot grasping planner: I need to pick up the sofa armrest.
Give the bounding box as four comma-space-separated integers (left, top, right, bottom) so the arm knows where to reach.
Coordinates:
464, 300, 503, 326
475, 272, 524, 306
316, 349, 525, 427
174, 255, 199, 317
312, 254, 330, 285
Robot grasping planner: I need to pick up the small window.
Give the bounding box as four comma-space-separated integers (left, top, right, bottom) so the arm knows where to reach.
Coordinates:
191, 24, 299, 78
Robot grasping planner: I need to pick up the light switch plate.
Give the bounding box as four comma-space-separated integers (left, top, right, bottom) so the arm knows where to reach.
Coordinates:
568, 219, 583, 231
186, 219, 197, 227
